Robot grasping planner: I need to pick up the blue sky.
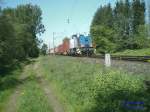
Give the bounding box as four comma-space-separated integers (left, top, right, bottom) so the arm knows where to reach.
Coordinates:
1, 0, 117, 47
5, 0, 147, 47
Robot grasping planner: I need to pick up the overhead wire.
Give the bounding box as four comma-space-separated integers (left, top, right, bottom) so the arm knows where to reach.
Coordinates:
69, 0, 78, 23
64, 0, 78, 36
65, 0, 100, 36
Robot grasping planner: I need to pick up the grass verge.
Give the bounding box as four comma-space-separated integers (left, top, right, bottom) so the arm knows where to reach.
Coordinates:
39, 56, 150, 112
16, 64, 53, 112
0, 67, 22, 111
113, 48, 150, 56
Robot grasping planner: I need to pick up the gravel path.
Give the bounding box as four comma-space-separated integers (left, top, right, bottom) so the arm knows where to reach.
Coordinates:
3, 65, 31, 112
4, 60, 65, 112
34, 61, 65, 112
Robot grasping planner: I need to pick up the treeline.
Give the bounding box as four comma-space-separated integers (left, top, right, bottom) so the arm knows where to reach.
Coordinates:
90, 0, 150, 53
0, 4, 45, 72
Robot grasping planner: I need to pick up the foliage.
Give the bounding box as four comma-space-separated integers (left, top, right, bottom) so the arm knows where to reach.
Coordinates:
0, 66, 21, 111
90, 0, 149, 53
0, 4, 45, 71
1, 56, 149, 112
40, 56, 150, 112
90, 25, 116, 53
132, 0, 145, 34
0, 59, 53, 112
40, 43, 48, 55
91, 70, 148, 112
0, 15, 15, 71
133, 25, 150, 48
113, 48, 150, 56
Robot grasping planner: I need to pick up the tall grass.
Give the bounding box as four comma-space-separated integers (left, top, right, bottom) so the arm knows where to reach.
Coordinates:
0, 59, 53, 112
40, 56, 150, 112
0, 68, 21, 111
113, 48, 150, 56
16, 65, 53, 112
16, 77, 53, 112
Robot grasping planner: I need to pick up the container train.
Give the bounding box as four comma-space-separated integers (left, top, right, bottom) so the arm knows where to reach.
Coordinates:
51, 34, 95, 56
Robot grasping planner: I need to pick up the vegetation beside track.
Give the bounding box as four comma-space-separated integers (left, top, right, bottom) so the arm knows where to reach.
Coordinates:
0, 59, 53, 112
40, 56, 150, 112
0, 60, 31, 111
0, 68, 21, 111
16, 72, 53, 112
113, 48, 150, 56
1, 56, 150, 112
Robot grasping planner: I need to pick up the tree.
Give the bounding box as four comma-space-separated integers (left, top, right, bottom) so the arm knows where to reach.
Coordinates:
91, 4, 113, 28
3, 4, 45, 58
90, 25, 116, 53
90, 4, 116, 53
41, 43, 48, 55
133, 25, 150, 48
132, 0, 145, 34
113, 0, 133, 50
0, 4, 45, 71
15, 4, 45, 35
0, 15, 15, 71
90, 0, 147, 53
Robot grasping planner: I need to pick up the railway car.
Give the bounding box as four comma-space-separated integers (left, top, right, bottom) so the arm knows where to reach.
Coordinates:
57, 44, 63, 54
55, 34, 95, 56
49, 48, 54, 54
62, 38, 70, 55
54, 47, 58, 54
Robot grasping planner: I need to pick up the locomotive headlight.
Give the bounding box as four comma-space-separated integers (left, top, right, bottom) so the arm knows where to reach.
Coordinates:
77, 48, 81, 54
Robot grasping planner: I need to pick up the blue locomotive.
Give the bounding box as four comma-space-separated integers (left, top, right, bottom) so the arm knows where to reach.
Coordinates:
69, 34, 94, 56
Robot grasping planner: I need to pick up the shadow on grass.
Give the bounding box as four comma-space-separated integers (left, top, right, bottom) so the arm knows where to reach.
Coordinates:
0, 74, 37, 92
0, 58, 37, 94
0, 59, 37, 76
89, 88, 150, 112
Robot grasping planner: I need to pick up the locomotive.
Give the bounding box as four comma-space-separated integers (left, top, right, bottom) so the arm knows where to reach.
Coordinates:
55, 34, 95, 56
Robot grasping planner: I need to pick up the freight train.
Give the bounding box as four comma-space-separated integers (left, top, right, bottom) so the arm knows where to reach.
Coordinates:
54, 34, 95, 56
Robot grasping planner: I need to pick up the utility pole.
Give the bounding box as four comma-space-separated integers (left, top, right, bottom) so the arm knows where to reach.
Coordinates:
49, 41, 50, 55
53, 32, 55, 55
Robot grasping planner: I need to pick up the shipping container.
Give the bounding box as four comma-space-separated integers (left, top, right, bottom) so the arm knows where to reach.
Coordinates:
55, 47, 58, 53
49, 48, 54, 54
62, 38, 70, 55
57, 44, 63, 54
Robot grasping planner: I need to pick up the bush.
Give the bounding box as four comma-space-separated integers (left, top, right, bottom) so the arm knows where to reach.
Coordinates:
91, 69, 149, 112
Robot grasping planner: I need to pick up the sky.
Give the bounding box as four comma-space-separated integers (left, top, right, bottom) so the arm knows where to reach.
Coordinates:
2, 0, 116, 48
1, 0, 118, 47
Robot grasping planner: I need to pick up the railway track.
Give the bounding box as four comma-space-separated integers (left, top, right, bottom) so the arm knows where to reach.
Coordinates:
75, 55, 150, 62
95, 55, 150, 62
55, 54, 150, 79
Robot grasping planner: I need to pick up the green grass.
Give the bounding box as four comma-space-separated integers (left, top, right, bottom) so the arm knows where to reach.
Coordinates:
16, 64, 53, 112
0, 68, 21, 111
1, 56, 150, 112
39, 56, 150, 112
0, 59, 35, 111
113, 48, 150, 56
0, 59, 53, 112
16, 77, 53, 112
